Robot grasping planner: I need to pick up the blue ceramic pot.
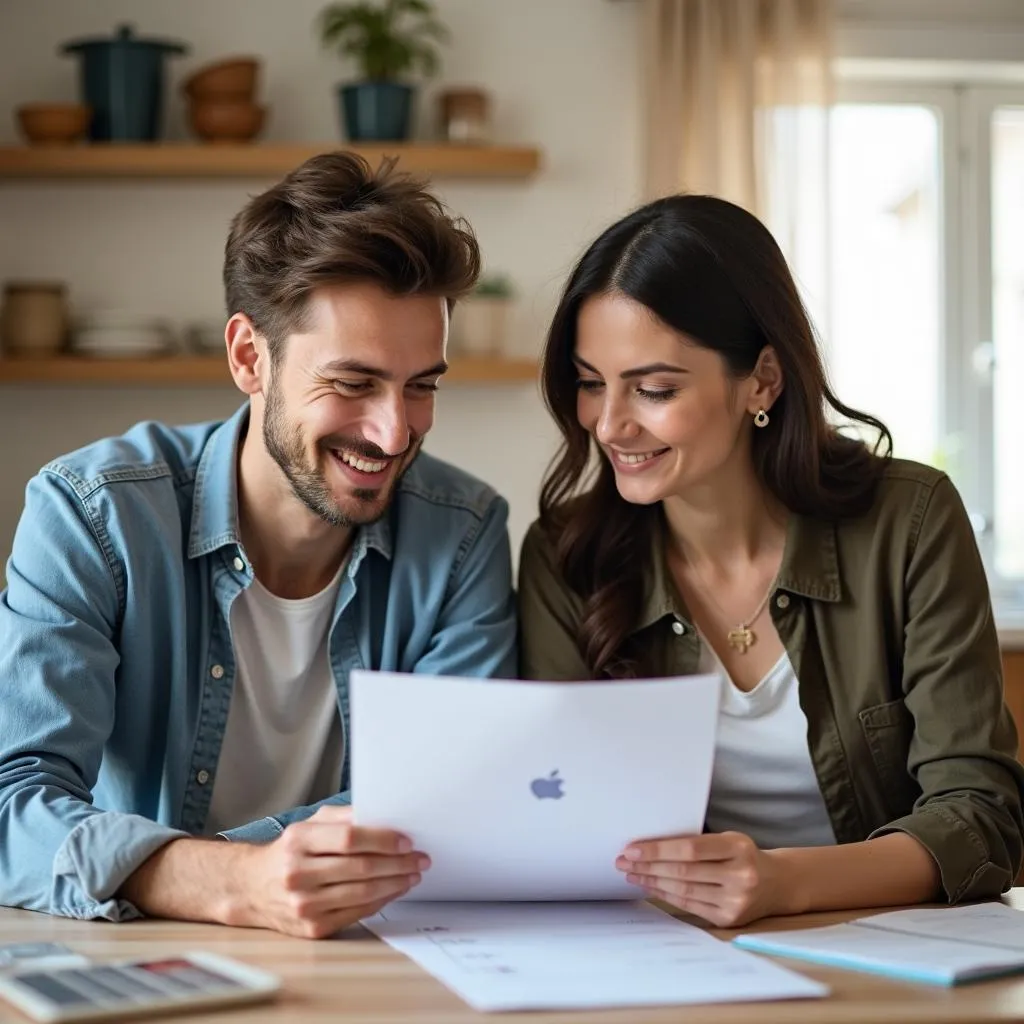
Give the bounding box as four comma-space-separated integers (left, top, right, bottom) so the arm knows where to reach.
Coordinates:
340, 82, 414, 142
61, 23, 187, 142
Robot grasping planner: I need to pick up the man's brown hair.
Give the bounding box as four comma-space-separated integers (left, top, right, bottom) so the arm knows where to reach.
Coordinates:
223, 151, 481, 360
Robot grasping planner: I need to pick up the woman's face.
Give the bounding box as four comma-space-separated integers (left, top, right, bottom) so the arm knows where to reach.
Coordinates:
574, 291, 761, 506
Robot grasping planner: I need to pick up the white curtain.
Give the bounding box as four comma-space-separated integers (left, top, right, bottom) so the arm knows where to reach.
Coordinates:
642, 0, 834, 320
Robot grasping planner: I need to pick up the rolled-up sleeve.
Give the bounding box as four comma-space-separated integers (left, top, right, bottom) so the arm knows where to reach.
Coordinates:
0, 470, 185, 919
219, 791, 350, 844
870, 476, 1024, 901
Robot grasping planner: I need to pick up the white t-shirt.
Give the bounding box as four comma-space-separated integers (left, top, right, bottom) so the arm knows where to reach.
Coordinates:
701, 638, 836, 849
204, 565, 346, 836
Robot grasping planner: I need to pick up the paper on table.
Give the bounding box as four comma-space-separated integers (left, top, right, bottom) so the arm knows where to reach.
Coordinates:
855, 903, 1024, 950
734, 902, 1024, 985
363, 901, 828, 1012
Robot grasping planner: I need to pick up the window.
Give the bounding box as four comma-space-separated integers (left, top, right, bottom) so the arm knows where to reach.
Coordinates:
827, 98, 943, 470
988, 101, 1024, 580
787, 78, 1024, 593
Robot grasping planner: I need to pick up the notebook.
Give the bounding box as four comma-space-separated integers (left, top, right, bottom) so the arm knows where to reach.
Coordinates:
734, 903, 1024, 985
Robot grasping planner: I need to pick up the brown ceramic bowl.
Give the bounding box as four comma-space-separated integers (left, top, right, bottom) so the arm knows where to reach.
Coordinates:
189, 100, 266, 143
183, 58, 260, 101
16, 104, 91, 146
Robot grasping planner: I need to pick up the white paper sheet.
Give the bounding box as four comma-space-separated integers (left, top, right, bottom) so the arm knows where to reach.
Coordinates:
351, 670, 722, 900
363, 901, 829, 1012
855, 903, 1024, 950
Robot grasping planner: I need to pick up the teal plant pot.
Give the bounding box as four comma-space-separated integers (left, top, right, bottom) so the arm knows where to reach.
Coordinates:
340, 82, 414, 142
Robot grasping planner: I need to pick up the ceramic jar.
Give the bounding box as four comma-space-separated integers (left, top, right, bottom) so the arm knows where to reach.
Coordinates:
1, 282, 69, 356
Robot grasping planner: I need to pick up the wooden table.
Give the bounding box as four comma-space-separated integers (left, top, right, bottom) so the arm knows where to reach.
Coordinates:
3, 893, 1024, 1023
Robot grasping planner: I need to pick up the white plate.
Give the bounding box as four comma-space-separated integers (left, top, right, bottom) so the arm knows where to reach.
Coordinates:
73, 330, 174, 358
73, 337, 173, 358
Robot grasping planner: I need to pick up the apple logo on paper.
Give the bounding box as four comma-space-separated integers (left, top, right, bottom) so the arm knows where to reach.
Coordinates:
531, 770, 565, 800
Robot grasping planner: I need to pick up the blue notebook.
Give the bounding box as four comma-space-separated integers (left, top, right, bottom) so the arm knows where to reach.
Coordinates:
734, 903, 1024, 986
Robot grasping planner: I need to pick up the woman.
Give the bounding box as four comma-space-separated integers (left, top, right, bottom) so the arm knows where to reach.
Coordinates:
518, 194, 1024, 928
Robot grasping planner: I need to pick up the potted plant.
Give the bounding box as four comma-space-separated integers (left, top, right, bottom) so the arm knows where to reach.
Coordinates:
317, 0, 448, 142
450, 274, 514, 357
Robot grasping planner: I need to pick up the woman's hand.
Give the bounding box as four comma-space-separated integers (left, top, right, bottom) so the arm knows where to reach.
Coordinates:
616, 831, 798, 928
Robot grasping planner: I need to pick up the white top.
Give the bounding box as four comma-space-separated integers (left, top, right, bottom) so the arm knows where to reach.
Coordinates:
205, 565, 346, 835
701, 639, 836, 849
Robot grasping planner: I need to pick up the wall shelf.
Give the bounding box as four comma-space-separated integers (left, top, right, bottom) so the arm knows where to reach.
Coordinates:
0, 355, 539, 387
0, 143, 541, 180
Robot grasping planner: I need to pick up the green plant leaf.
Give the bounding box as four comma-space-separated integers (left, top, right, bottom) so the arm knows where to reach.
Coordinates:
316, 0, 448, 80
418, 18, 450, 44
475, 274, 515, 298
395, 0, 434, 16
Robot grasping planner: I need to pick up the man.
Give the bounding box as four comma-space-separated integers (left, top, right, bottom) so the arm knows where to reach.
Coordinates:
0, 153, 516, 937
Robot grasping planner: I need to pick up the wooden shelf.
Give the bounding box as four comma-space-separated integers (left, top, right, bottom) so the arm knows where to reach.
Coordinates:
0, 143, 541, 180
0, 354, 539, 387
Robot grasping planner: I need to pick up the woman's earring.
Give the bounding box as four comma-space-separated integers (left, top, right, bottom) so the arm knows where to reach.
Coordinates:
754, 408, 769, 428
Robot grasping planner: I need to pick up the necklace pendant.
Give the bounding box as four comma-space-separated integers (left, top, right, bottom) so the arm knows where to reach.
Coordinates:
727, 626, 755, 654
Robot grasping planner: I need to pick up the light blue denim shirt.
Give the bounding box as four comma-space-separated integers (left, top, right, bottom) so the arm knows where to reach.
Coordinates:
0, 405, 516, 921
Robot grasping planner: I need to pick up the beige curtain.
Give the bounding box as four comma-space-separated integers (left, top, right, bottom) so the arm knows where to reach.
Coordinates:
642, 0, 834, 321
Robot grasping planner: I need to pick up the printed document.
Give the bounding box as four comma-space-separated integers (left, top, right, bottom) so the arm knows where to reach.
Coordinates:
364, 901, 828, 1012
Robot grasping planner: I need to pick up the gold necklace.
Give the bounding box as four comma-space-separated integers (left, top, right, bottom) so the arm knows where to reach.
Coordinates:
678, 557, 778, 654
721, 584, 776, 654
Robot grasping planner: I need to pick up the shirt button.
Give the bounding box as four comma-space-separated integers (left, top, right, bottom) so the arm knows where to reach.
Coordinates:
233, 557, 245, 572
210, 664, 225, 680
196, 769, 210, 785
671, 620, 686, 636
776, 593, 791, 610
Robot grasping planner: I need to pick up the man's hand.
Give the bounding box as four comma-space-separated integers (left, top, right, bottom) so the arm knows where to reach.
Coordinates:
229, 806, 429, 938
615, 831, 792, 928
121, 806, 428, 938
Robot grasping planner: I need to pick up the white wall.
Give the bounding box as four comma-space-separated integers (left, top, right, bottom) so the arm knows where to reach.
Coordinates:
0, 0, 643, 572
836, 0, 1024, 60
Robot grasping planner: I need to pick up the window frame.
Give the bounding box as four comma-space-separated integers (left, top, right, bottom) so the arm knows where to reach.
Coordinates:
830, 74, 1024, 597
960, 85, 1024, 591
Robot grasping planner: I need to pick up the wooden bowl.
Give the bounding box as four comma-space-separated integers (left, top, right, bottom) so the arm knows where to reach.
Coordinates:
188, 100, 265, 143
16, 104, 91, 146
183, 58, 259, 101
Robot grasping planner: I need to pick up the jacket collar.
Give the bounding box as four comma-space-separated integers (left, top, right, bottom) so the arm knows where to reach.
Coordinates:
188, 405, 248, 560
775, 513, 842, 602
638, 514, 683, 631
187, 403, 392, 562
635, 506, 842, 631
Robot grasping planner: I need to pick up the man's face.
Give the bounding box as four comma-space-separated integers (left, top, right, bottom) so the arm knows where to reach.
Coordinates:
260, 282, 448, 528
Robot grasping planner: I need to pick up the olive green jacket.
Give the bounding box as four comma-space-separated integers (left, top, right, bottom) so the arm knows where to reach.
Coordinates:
518, 459, 1024, 903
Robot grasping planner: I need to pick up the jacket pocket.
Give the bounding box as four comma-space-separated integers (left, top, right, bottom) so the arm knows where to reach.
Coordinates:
858, 698, 921, 819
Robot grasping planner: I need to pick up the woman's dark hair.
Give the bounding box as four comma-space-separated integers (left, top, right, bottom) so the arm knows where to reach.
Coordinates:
539, 194, 892, 678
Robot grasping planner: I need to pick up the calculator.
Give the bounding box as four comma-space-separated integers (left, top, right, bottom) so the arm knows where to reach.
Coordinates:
0, 951, 280, 1022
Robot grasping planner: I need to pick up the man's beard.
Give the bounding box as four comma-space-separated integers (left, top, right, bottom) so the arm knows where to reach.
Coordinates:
262, 384, 418, 528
